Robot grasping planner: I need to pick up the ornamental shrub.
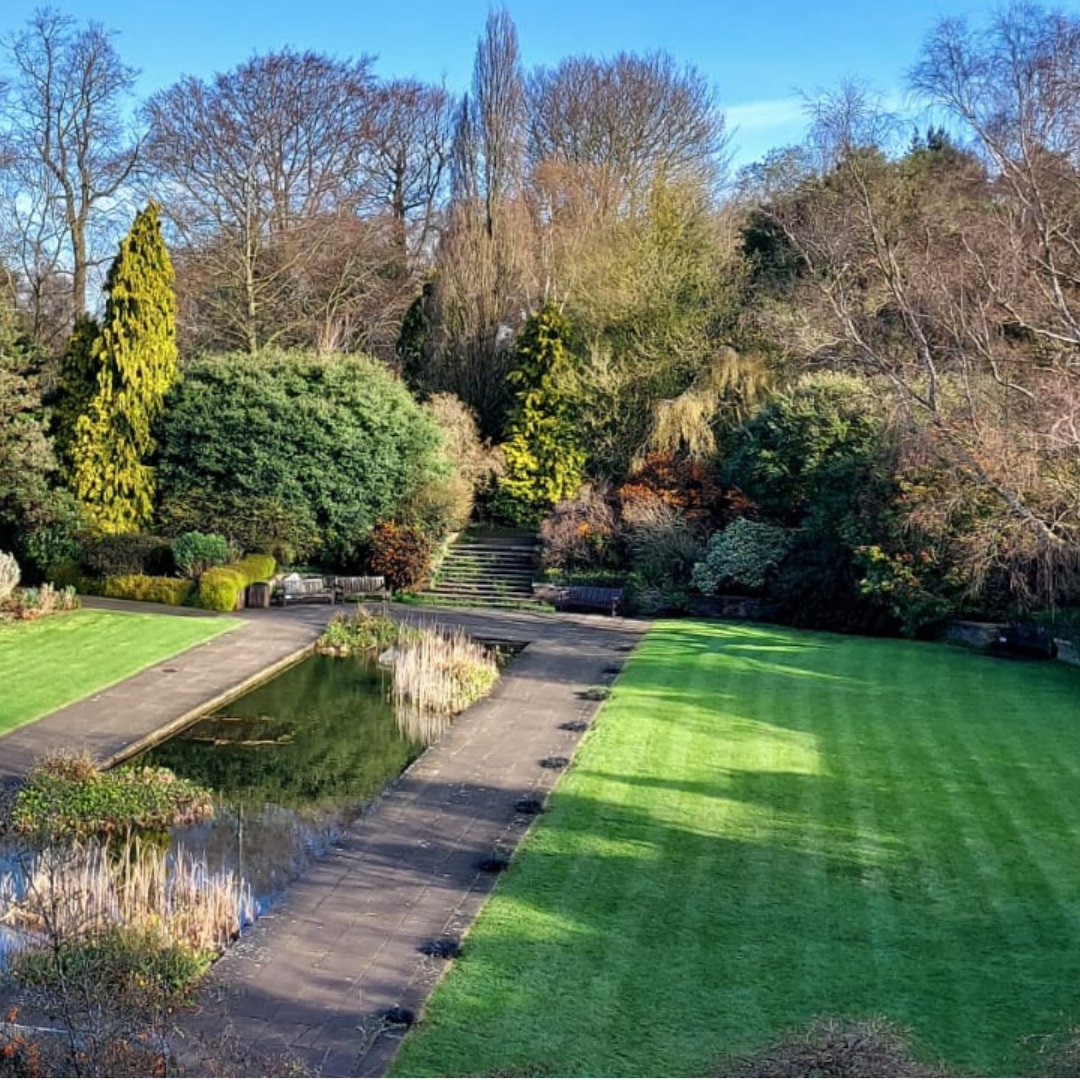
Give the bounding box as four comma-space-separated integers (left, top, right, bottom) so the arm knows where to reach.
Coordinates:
11, 751, 213, 840
724, 372, 885, 524
539, 483, 621, 573
172, 531, 230, 579
692, 519, 792, 595
233, 553, 276, 584
155, 350, 446, 567
368, 522, 434, 592
158, 489, 320, 565
618, 452, 740, 529
81, 532, 174, 578
195, 567, 246, 612
102, 575, 195, 607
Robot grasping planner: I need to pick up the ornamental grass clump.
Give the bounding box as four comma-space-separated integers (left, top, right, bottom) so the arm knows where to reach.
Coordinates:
391, 625, 499, 716
0, 839, 254, 1019
11, 750, 214, 840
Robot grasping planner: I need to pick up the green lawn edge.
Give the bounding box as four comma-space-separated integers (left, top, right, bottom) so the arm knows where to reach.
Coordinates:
0, 608, 241, 735
391, 619, 1080, 1078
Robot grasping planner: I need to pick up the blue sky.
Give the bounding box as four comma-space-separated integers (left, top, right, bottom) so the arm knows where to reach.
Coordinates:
3, 0, 1077, 165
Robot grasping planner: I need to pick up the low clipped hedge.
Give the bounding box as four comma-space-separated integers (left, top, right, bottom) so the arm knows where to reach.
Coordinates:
102, 575, 196, 607
196, 554, 276, 612
196, 568, 245, 612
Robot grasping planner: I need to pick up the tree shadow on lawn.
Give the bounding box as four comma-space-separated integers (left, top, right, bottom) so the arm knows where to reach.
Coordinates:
390, 774, 1070, 1079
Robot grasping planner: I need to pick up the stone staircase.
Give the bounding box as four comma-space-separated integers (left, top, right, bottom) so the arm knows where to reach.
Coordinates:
423, 533, 543, 608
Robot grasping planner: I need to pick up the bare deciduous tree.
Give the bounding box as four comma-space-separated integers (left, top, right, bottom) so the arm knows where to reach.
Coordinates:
0, 8, 139, 322
364, 78, 453, 269
429, 9, 534, 431
528, 51, 727, 217
752, 73, 1080, 602
141, 49, 379, 353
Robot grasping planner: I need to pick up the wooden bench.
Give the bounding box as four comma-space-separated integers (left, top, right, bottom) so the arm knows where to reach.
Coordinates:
333, 575, 389, 602
555, 585, 624, 617
990, 623, 1058, 661
276, 576, 334, 606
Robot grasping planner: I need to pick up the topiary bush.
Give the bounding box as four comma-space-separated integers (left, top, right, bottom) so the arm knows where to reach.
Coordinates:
692, 518, 792, 595
155, 350, 447, 567
368, 522, 434, 592
102, 575, 195, 607
195, 567, 246, 612
172, 531, 230, 579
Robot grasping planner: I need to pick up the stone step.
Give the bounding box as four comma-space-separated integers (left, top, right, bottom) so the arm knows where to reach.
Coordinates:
425, 583, 535, 600
438, 552, 540, 561
449, 546, 538, 558
435, 568, 536, 581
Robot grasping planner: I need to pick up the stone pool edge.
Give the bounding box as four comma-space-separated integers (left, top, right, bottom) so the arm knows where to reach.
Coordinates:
101, 642, 316, 769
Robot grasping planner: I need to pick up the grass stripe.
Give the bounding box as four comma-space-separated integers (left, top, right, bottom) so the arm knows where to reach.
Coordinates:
393, 622, 1080, 1078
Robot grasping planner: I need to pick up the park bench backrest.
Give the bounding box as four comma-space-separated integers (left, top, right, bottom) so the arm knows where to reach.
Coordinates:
334, 575, 387, 595
286, 577, 330, 597
566, 585, 624, 614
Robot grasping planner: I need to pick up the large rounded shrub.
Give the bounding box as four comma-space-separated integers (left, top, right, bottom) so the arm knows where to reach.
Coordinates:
155, 351, 448, 566
724, 372, 885, 524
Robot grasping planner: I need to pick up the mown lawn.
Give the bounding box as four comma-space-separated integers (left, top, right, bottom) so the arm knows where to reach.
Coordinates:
393, 620, 1080, 1078
0, 608, 237, 734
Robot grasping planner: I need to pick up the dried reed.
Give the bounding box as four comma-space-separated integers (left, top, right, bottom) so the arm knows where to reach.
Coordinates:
0, 839, 253, 955
391, 623, 499, 717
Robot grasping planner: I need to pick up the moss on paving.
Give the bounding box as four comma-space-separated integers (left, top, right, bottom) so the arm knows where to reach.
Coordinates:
393, 620, 1080, 1078
0, 608, 237, 734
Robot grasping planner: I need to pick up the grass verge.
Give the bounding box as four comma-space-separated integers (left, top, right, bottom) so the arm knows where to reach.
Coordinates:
393, 620, 1080, 1078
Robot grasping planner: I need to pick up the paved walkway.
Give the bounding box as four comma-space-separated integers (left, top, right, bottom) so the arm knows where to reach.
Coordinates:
190, 606, 648, 1076
0, 598, 323, 785
0, 598, 649, 1076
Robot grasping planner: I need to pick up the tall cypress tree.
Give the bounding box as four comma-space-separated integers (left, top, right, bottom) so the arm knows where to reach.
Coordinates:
72, 203, 178, 533
496, 304, 585, 523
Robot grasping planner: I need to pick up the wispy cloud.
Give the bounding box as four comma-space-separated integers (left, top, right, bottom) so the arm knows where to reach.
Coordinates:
725, 96, 807, 133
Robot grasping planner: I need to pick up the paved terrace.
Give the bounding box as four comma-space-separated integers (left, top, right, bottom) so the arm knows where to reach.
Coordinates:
0, 599, 649, 1076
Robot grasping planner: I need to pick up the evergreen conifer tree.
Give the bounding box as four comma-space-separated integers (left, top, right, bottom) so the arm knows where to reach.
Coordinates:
72, 203, 178, 533
497, 304, 585, 523
51, 314, 100, 472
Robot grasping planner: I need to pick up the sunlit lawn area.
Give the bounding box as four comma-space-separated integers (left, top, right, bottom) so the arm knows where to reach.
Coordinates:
0, 608, 237, 734
394, 620, 1080, 1078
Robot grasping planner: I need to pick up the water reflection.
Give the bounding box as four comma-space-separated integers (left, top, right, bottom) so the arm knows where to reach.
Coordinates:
135, 653, 454, 911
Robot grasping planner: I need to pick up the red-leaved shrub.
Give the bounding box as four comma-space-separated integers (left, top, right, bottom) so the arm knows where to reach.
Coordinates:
368, 522, 435, 592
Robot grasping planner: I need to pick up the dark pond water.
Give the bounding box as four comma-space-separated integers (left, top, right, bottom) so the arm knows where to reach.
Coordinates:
132, 652, 445, 912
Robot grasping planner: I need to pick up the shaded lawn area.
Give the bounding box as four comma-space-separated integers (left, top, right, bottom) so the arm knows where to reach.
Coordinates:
393, 620, 1080, 1078
0, 608, 237, 734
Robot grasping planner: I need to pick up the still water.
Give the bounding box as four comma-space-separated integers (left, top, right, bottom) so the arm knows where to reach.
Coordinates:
134, 652, 447, 911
